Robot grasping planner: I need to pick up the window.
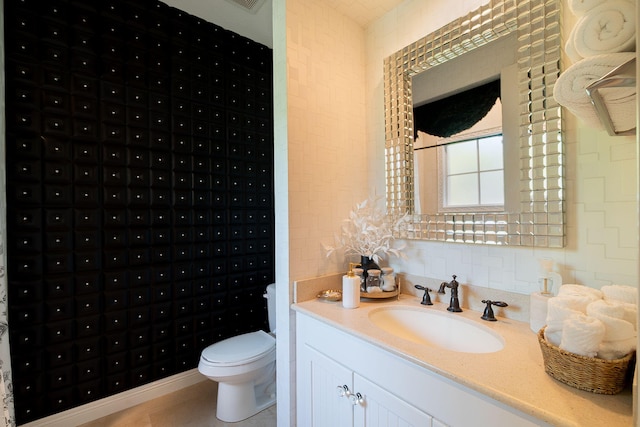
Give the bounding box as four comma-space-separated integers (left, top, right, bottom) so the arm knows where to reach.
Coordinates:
441, 134, 504, 211
413, 96, 506, 215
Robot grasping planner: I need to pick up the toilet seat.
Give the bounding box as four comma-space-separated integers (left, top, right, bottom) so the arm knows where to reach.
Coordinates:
201, 330, 275, 366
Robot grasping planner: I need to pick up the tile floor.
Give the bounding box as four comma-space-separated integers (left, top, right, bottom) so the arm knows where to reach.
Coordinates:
78, 380, 277, 427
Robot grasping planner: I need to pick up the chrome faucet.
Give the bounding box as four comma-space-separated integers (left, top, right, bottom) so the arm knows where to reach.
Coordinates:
438, 275, 462, 312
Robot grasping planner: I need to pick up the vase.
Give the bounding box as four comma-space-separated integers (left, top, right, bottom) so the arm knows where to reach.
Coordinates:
359, 255, 380, 279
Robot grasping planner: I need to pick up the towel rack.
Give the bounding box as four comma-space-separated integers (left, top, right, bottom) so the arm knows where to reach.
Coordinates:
585, 57, 636, 137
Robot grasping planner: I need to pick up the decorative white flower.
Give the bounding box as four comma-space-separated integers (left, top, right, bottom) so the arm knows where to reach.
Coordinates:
325, 195, 408, 264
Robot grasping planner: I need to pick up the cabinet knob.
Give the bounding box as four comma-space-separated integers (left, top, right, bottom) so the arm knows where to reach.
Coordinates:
349, 392, 365, 406
336, 384, 351, 398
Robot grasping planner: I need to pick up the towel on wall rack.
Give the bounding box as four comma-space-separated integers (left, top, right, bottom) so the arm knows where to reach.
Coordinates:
553, 52, 635, 133
570, 0, 636, 59
569, 0, 606, 16
564, 36, 583, 64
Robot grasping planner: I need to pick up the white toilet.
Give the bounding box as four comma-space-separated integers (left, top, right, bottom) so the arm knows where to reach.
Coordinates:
198, 283, 277, 422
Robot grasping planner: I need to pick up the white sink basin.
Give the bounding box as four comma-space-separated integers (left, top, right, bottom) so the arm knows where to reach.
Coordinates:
368, 307, 505, 353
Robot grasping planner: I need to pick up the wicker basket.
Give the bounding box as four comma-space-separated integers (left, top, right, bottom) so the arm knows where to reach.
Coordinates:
537, 327, 635, 395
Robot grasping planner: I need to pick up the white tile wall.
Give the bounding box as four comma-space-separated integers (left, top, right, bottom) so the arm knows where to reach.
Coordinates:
286, 0, 369, 282
281, 1, 369, 425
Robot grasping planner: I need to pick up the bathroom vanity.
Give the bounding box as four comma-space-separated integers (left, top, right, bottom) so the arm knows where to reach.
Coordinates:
293, 296, 633, 427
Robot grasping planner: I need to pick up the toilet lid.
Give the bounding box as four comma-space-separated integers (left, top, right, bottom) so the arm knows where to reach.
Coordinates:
201, 330, 275, 365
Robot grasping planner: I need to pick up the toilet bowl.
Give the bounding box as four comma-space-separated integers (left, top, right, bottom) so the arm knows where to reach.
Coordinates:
198, 284, 277, 422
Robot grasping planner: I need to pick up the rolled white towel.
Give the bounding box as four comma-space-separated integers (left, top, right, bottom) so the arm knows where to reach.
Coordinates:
564, 30, 583, 64
586, 298, 625, 319
621, 303, 637, 330
555, 286, 601, 312
544, 297, 584, 346
553, 53, 636, 131
598, 337, 636, 360
569, 0, 606, 16
544, 329, 563, 347
560, 314, 605, 357
596, 316, 635, 342
558, 284, 603, 300
547, 296, 588, 320
601, 284, 637, 305
587, 301, 635, 342
572, 1, 636, 58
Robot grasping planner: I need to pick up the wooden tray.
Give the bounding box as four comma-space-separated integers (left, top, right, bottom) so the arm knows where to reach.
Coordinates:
361, 289, 399, 299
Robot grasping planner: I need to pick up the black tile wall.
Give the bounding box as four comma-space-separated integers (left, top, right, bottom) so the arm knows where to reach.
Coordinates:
4, 0, 274, 423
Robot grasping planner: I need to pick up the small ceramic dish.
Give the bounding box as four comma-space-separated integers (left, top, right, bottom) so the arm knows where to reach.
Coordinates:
316, 289, 342, 301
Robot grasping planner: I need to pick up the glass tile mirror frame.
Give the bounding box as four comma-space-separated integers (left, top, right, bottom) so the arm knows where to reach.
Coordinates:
384, 0, 564, 247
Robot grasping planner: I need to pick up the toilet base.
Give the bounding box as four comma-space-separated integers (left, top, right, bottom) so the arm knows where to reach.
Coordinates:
215, 364, 276, 422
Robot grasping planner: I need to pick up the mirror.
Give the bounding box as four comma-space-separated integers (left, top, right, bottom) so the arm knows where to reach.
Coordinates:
384, 0, 564, 247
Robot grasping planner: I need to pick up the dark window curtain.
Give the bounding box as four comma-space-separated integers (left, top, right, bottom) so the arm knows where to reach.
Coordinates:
413, 79, 501, 139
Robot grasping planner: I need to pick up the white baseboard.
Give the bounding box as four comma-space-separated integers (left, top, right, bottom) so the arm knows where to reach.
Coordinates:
20, 369, 206, 427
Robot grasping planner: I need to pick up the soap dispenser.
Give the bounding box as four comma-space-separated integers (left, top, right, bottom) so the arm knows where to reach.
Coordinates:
529, 258, 562, 332
342, 263, 360, 309
537, 258, 561, 296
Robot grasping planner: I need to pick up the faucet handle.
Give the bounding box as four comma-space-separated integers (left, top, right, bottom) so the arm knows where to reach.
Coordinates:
480, 300, 508, 321
414, 285, 433, 305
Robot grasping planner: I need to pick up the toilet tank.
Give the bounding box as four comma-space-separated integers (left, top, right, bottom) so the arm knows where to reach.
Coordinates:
265, 283, 276, 333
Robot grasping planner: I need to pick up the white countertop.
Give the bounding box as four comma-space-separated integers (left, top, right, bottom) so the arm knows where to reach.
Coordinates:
292, 294, 633, 427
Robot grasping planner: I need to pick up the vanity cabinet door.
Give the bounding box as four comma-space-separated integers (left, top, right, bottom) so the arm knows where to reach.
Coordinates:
298, 344, 354, 427
353, 374, 433, 427
298, 342, 433, 427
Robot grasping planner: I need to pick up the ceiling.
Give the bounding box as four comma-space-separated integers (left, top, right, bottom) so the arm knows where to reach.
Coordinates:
323, 0, 405, 28
162, 0, 405, 48
161, 0, 274, 47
